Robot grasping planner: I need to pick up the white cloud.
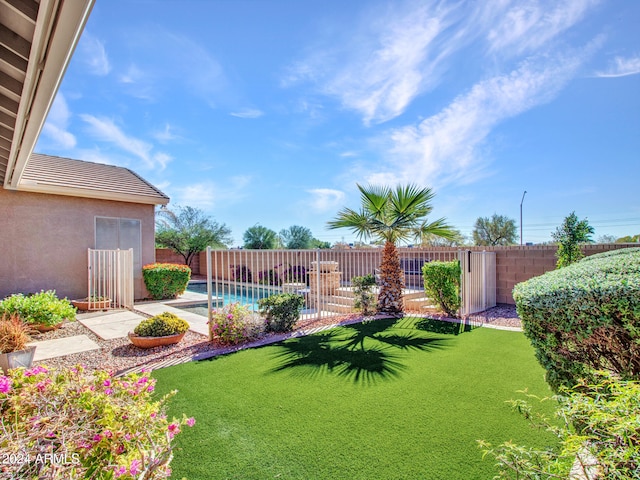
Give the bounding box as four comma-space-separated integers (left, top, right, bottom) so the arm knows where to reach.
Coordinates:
153, 124, 181, 143
79, 33, 110, 75
594, 55, 640, 78
79, 115, 171, 170
307, 188, 346, 212
284, 1, 459, 125
41, 94, 76, 149
172, 176, 252, 209
368, 50, 591, 187
230, 108, 264, 119
486, 0, 601, 55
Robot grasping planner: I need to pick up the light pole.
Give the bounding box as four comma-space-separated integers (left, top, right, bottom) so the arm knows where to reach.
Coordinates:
520, 190, 527, 245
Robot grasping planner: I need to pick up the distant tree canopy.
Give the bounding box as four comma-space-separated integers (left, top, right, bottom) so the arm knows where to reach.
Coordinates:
279, 225, 314, 249
472, 214, 517, 246
155, 205, 232, 267
597, 234, 617, 244
552, 212, 594, 268
243, 225, 279, 249
617, 234, 640, 243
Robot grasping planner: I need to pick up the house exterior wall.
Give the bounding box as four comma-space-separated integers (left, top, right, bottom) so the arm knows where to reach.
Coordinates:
0, 188, 156, 301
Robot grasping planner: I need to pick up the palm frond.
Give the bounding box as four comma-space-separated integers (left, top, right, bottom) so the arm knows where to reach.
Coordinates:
326, 207, 373, 241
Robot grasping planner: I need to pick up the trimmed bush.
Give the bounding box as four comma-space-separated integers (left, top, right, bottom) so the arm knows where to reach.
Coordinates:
209, 303, 264, 345
422, 261, 461, 318
0, 364, 194, 479
0, 290, 76, 327
142, 263, 191, 300
258, 293, 305, 333
513, 247, 640, 391
133, 312, 189, 337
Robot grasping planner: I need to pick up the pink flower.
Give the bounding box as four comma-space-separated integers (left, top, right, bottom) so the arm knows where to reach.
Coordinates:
0, 376, 11, 394
186, 417, 196, 427
103, 379, 112, 387
116, 444, 125, 454
104, 430, 113, 438
150, 412, 157, 419
105, 388, 113, 395
124, 433, 132, 441
137, 377, 148, 385
114, 466, 127, 477
147, 385, 155, 393
93, 434, 103, 443
129, 459, 142, 476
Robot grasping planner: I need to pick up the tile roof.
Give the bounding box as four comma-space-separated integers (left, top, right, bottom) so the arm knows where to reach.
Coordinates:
19, 153, 169, 205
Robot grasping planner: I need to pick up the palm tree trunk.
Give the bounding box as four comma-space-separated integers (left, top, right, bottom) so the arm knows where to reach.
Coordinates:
377, 241, 404, 315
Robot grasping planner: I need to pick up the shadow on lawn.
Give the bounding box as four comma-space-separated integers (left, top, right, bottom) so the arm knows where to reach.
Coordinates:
415, 318, 474, 336
269, 318, 450, 385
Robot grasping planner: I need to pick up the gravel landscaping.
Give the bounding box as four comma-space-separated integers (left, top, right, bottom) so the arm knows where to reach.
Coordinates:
31, 304, 522, 375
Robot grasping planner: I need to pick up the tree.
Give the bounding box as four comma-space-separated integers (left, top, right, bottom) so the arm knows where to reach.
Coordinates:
552, 211, 594, 268
243, 225, 279, 249
616, 234, 640, 243
310, 238, 332, 249
155, 205, 232, 267
597, 234, 617, 244
327, 184, 455, 315
472, 214, 517, 246
279, 225, 314, 249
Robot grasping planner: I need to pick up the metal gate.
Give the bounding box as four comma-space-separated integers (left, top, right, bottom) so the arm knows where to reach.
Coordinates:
87, 249, 134, 310
459, 250, 496, 316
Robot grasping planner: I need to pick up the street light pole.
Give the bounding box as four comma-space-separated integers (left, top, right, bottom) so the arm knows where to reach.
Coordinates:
520, 190, 527, 245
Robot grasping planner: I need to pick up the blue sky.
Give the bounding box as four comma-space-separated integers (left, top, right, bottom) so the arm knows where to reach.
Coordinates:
37, 0, 640, 246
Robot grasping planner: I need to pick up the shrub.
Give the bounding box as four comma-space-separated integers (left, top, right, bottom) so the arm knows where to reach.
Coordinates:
258, 293, 305, 333
0, 313, 32, 353
133, 312, 190, 337
231, 265, 252, 283
0, 364, 194, 479
513, 247, 640, 391
0, 290, 76, 327
258, 269, 281, 286
422, 261, 461, 318
479, 373, 640, 479
352, 274, 377, 316
142, 263, 191, 300
284, 265, 307, 283
209, 303, 264, 345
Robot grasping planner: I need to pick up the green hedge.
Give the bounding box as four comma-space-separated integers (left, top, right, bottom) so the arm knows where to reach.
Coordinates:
258, 293, 305, 333
513, 247, 640, 391
142, 263, 191, 300
422, 261, 461, 318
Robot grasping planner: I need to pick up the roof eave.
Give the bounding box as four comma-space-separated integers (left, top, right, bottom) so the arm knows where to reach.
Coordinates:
17, 182, 170, 206
4, 0, 95, 190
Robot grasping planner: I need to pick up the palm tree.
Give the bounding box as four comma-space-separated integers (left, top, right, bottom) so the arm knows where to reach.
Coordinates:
327, 184, 455, 315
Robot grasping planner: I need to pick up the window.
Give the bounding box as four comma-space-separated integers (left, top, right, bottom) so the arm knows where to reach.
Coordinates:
95, 217, 142, 277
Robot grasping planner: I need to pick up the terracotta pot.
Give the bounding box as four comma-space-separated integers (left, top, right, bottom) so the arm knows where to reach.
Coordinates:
72, 299, 111, 311
0, 345, 36, 374
128, 332, 186, 349
31, 323, 62, 333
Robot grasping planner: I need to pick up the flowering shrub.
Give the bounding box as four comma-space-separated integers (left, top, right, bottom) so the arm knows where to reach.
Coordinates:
0, 365, 194, 479
258, 293, 305, 333
209, 303, 264, 345
258, 269, 281, 286
142, 263, 191, 300
230, 265, 252, 283
284, 265, 307, 283
0, 290, 76, 327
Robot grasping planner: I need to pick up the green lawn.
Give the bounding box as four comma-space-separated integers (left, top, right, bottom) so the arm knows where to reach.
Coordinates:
153, 318, 557, 479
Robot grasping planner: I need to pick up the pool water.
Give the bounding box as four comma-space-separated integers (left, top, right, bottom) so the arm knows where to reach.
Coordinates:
183, 282, 278, 313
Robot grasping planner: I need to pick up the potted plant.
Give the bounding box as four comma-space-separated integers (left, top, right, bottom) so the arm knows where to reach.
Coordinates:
0, 290, 76, 332
128, 312, 190, 349
71, 296, 111, 311
0, 313, 36, 373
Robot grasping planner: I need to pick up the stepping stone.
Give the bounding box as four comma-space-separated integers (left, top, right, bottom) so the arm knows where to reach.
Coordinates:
79, 310, 145, 340
29, 335, 100, 361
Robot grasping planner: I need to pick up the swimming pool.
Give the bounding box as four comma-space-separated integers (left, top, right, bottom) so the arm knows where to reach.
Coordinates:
182, 282, 279, 314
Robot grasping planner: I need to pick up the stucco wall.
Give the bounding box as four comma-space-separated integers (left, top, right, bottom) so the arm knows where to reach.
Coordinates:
0, 188, 156, 300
